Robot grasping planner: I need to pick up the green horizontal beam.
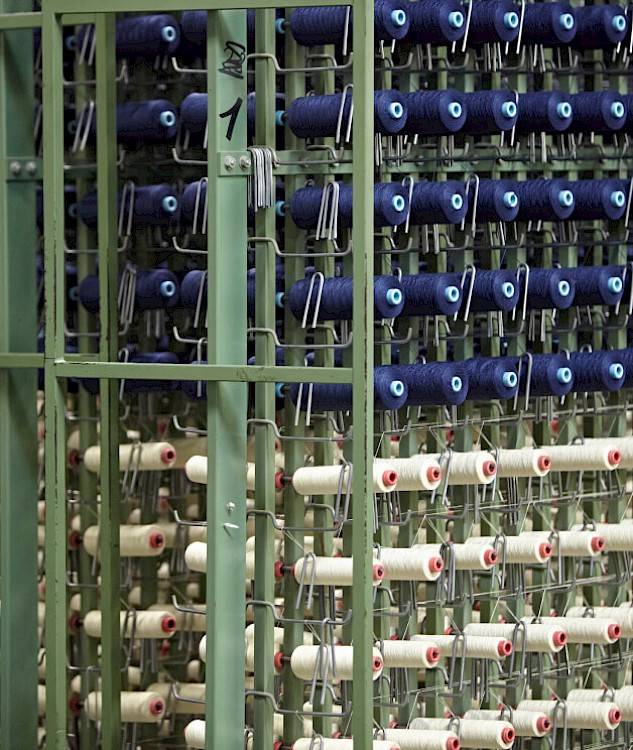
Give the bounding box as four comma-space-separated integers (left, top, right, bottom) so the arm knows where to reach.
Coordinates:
0, 353, 43, 368
52, 0, 347, 13
0, 11, 40, 29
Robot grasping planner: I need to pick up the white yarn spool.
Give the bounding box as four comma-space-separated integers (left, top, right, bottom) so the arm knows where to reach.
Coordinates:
463, 623, 567, 653
292, 463, 399, 495
383, 728, 460, 750
185, 456, 208, 485
83, 610, 177, 639
464, 709, 551, 737
199, 635, 206, 662
149, 604, 207, 633
494, 448, 552, 478
412, 634, 513, 661
165, 437, 207, 468
380, 639, 442, 669
184, 719, 206, 748
292, 741, 399, 750
289, 645, 383, 682
567, 687, 633, 721
83, 524, 166, 557
379, 547, 444, 582
529, 616, 620, 644
83, 441, 177, 473
148, 682, 205, 715
465, 535, 552, 565
585, 437, 633, 468
415, 543, 497, 571
541, 530, 604, 558
516, 700, 621, 730
545, 443, 620, 472
184, 541, 207, 573
159, 523, 207, 548
376, 456, 442, 491
574, 522, 633, 552
413, 718, 514, 750
293, 556, 385, 587
427, 452, 497, 485
567, 606, 633, 638
86, 691, 166, 723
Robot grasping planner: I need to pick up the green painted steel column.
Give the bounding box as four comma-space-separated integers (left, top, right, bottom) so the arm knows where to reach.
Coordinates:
205, 11, 247, 750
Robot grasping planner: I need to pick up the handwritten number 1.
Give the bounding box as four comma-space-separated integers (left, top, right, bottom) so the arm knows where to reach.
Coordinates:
219, 97, 243, 142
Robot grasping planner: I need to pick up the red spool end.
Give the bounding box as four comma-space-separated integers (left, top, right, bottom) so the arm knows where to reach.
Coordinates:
537, 454, 552, 472
445, 626, 455, 635
161, 615, 177, 635
382, 469, 398, 488
331, 732, 343, 740
429, 556, 444, 573
160, 446, 176, 465
273, 651, 284, 672
159, 639, 171, 657
426, 646, 441, 665
274, 470, 285, 491
539, 542, 553, 559
536, 717, 552, 734
483, 460, 497, 477
501, 727, 515, 745
274, 560, 285, 580
68, 529, 82, 550
552, 630, 567, 648
427, 466, 442, 483
498, 639, 513, 657
446, 738, 461, 750
68, 693, 82, 715
388, 720, 399, 728
591, 536, 605, 553
273, 742, 283, 750
483, 548, 498, 567
68, 449, 80, 467
372, 562, 385, 582
148, 697, 164, 717
608, 449, 622, 467
149, 531, 165, 550
68, 612, 81, 633
372, 655, 383, 672
608, 708, 622, 726
608, 623, 622, 641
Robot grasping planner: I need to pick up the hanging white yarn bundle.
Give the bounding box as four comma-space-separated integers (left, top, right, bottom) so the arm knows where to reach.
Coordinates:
415, 543, 497, 571
464, 709, 551, 737
293, 741, 400, 750
379, 639, 442, 669
567, 605, 633, 638
545, 443, 621, 472
585, 437, 633, 468
427, 451, 497, 485
148, 682, 205, 715
412, 634, 513, 660
379, 547, 444, 581
289, 644, 383, 681
383, 728, 460, 750
83, 441, 177, 473
82, 524, 166, 557
291, 463, 399, 495
527, 616, 620, 644
185, 456, 208, 485
572, 522, 633, 552
412, 718, 514, 750
494, 448, 552, 478
567, 687, 633, 721
463, 622, 567, 653
516, 700, 621, 730
86, 691, 166, 723
465, 535, 552, 565
293, 555, 385, 587
83, 610, 177, 639
375, 456, 442, 491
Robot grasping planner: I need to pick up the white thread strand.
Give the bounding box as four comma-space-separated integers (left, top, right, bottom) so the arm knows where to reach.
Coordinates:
412, 718, 514, 750
83, 610, 177, 639
415, 543, 497, 571
521, 530, 603, 557
567, 606, 633, 637
465, 535, 551, 564
567, 687, 633, 720
376, 456, 442, 491
464, 709, 551, 737
494, 448, 552, 478
148, 682, 205, 715
292, 463, 399, 495
292, 741, 399, 750
293, 555, 384, 587
86, 691, 166, 723
289, 645, 383, 681
516, 700, 621, 730
380, 639, 442, 669
526, 616, 620, 644
427, 451, 496, 485
545, 443, 620, 472
463, 622, 567, 653
83, 524, 166, 557
83, 441, 177, 473
383, 728, 460, 750
379, 547, 444, 581
412, 634, 513, 661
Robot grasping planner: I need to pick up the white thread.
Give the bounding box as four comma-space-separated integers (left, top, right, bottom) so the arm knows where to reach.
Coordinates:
69, 666, 142, 694
289, 644, 383, 681
545, 443, 620, 472
415, 542, 497, 571
199, 635, 206, 662
465, 535, 551, 564
186, 660, 202, 682
83, 610, 177, 639
463, 622, 567, 653
379, 547, 444, 582
527, 616, 620, 644
412, 634, 513, 661
158, 523, 207, 548
83, 441, 177, 473
494, 447, 551, 478
376, 456, 442, 491
38, 684, 45, 716
464, 709, 551, 737
567, 687, 633, 720
293, 555, 384, 587
413, 718, 514, 750
574, 522, 633, 552
516, 700, 621, 730
292, 463, 399, 495
186, 541, 259, 578
165, 437, 207, 468
522, 530, 603, 557
427, 451, 497, 485
586, 437, 633, 468
86, 691, 166, 723
567, 605, 633, 637
383, 728, 460, 750
148, 682, 205, 715
184, 719, 206, 748
185, 456, 208, 484
149, 603, 207, 633
245, 624, 312, 671
292, 741, 399, 750
380, 639, 442, 669
83, 524, 166, 557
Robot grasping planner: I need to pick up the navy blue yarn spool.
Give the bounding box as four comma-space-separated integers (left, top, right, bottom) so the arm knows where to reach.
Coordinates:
521, 2, 576, 46
286, 90, 407, 138
107, 100, 178, 144
573, 5, 628, 49
290, 182, 409, 229
569, 350, 625, 393
521, 268, 575, 311
568, 92, 626, 134
520, 353, 574, 397
402, 90, 466, 136
181, 181, 207, 226
463, 356, 520, 401
505, 178, 575, 222
78, 269, 179, 313
399, 273, 462, 316
470, 180, 520, 223
565, 265, 624, 306
467, 0, 520, 44
247, 265, 286, 318
394, 361, 468, 407
516, 91, 573, 135
290, 0, 410, 46
288, 275, 404, 321
78, 184, 179, 230
409, 181, 467, 225
115, 15, 180, 59
462, 91, 517, 135
77, 275, 100, 314
405, 0, 466, 44
569, 179, 627, 221
180, 270, 207, 311
625, 95, 633, 134
452, 268, 520, 312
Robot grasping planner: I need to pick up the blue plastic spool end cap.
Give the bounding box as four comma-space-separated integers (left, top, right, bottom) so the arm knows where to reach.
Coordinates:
611, 101, 625, 119
275, 200, 286, 218
501, 281, 515, 299
501, 101, 517, 119
160, 280, 176, 298
275, 18, 286, 34
162, 195, 178, 214
610, 191, 626, 208
159, 111, 176, 128
386, 288, 403, 307
504, 11, 519, 29
275, 292, 285, 309
389, 380, 405, 398
448, 102, 462, 119
607, 276, 623, 294
275, 110, 286, 127
502, 371, 518, 388
391, 195, 406, 212
275, 383, 285, 399
448, 10, 464, 28
450, 376, 463, 393
613, 15, 627, 32
503, 191, 518, 209
556, 367, 572, 385
557, 280, 571, 297
558, 190, 574, 208
391, 9, 407, 27
161, 25, 177, 42
609, 363, 624, 380
388, 102, 404, 120
445, 285, 460, 303
451, 193, 463, 210
559, 12, 574, 30
556, 102, 572, 119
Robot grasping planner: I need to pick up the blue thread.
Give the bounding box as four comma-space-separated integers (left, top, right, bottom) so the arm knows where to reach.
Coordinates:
569, 350, 625, 393
519, 353, 575, 397
392, 361, 468, 406
467, 0, 521, 44
569, 179, 627, 221
402, 90, 466, 136
521, 2, 576, 45
470, 179, 520, 223
399, 272, 462, 316
114, 15, 181, 59
405, 0, 466, 44
78, 269, 180, 314
516, 91, 573, 134
505, 178, 575, 222
462, 91, 518, 135
520, 268, 576, 311
573, 5, 628, 49
451, 268, 520, 312
564, 265, 625, 306
569, 92, 627, 134
408, 180, 468, 225
462, 356, 520, 401
78, 184, 179, 230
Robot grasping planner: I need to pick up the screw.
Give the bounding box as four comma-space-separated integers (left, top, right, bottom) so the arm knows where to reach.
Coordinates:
226, 501, 236, 513
9, 161, 21, 175
25, 161, 37, 175
224, 155, 236, 171
239, 156, 251, 171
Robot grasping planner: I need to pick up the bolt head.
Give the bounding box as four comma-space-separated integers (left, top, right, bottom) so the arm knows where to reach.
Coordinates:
224, 156, 236, 170
239, 156, 251, 170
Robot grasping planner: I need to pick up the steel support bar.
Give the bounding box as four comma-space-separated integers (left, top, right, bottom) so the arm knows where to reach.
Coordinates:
51, 0, 347, 12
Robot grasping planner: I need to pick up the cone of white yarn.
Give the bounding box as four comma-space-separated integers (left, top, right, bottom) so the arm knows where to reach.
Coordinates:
464, 709, 551, 737
521, 530, 604, 558
427, 452, 497, 485
516, 700, 621, 731
572, 522, 633, 552
585, 437, 633, 468
379, 639, 442, 669
416, 543, 497, 571
379, 547, 444, 582
83, 524, 166, 557
83, 441, 177, 473
412, 634, 513, 661
158, 522, 207, 548
293, 741, 400, 750
86, 691, 166, 723
148, 682, 205, 715
199, 635, 206, 662
148, 603, 206, 633
185, 456, 208, 485
376, 456, 442, 491
83, 610, 177, 639
566, 606, 633, 638
383, 728, 461, 750
293, 555, 385, 587
412, 718, 514, 750
465, 535, 552, 565
526, 616, 620, 644
184, 719, 206, 749
567, 687, 633, 721
289, 644, 383, 681
545, 443, 621, 472
463, 623, 567, 653
291, 463, 399, 495
494, 448, 552, 478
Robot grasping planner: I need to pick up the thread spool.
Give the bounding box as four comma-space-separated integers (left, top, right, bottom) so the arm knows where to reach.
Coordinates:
78, 183, 179, 230
570, 180, 627, 221
412, 634, 513, 661
516, 92, 573, 135
407, 182, 468, 225
83, 610, 177, 639
288, 645, 384, 681
78, 269, 179, 313
158, 523, 207, 548
494, 448, 552, 478
83, 441, 177, 473
148, 682, 206, 716
380, 639, 442, 669
567, 606, 633, 638
402, 92, 467, 137
462, 92, 518, 135
462, 357, 519, 401
405, 0, 466, 45
293, 741, 399, 750
466, 535, 552, 564
564, 265, 624, 305
568, 351, 625, 393
467, 0, 520, 44
463, 622, 567, 653
379, 546, 444, 581
547, 530, 605, 558
414, 718, 515, 750
567, 688, 633, 721
573, 5, 628, 49
521, 2, 576, 46
572, 521, 633, 553
291, 464, 398, 495
469, 181, 520, 223
400, 273, 463, 317
114, 14, 180, 59
427, 451, 497, 485
86, 691, 165, 723
523, 271, 576, 313
375, 455, 443, 491
528, 616, 619, 644
184, 455, 209, 484
105, 100, 178, 144
614, 349, 633, 389
545, 441, 622, 472
568, 93, 627, 135
463, 710, 551, 738
394, 362, 468, 407
383, 728, 461, 750
516, 700, 621, 731
506, 179, 575, 222
83, 524, 166, 557
293, 555, 385, 587
415, 542, 498, 571
199, 636, 206, 662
